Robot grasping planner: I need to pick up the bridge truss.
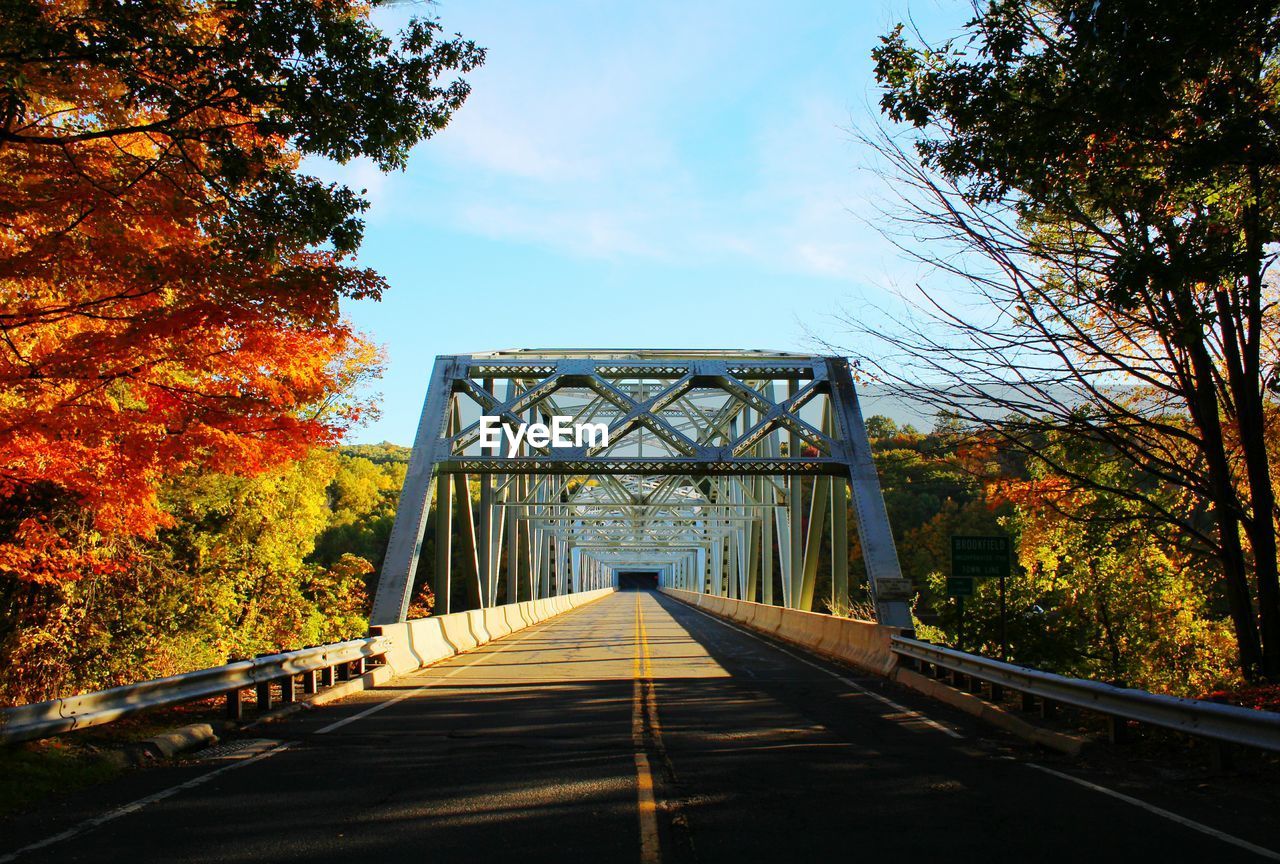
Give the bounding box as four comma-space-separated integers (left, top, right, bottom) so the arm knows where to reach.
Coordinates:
371, 350, 913, 627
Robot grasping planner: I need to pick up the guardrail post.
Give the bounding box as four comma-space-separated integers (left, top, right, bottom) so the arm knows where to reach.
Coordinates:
1106, 715, 1129, 744
321, 665, 335, 687
352, 657, 365, 677
302, 669, 318, 694
1039, 697, 1056, 719
1211, 741, 1234, 773
226, 690, 243, 721
256, 681, 274, 711
989, 683, 1004, 702
279, 675, 295, 705
1020, 691, 1035, 712
336, 662, 351, 682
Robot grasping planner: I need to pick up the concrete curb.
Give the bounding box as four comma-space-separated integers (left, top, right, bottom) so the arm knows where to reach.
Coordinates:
130, 722, 218, 762
663, 588, 1091, 757
242, 664, 397, 731
308, 665, 396, 706
893, 668, 1089, 756
242, 591, 615, 728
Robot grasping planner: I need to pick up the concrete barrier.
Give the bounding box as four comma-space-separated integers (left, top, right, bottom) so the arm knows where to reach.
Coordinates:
375, 588, 615, 676
660, 587, 906, 676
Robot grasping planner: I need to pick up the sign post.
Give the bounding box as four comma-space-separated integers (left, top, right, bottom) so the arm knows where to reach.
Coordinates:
950, 535, 1011, 659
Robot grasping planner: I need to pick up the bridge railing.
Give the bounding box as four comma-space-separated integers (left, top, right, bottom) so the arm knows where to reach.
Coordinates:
891, 637, 1280, 753
0, 637, 390, 744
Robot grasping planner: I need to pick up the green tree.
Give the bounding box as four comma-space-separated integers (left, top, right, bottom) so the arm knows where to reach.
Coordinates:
864, 415, 899, 439
310, 447, 408, 572
864, 0, 1280, 678
897, 432, 1239, 695
838, 423, 990, 608
2, 0, 484, 254
1004, 436, 1239, 694
156, 449, 371, 657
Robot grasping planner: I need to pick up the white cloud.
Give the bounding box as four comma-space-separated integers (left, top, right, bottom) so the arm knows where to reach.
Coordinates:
321, 0, 920, 286
459, 202, 662, 260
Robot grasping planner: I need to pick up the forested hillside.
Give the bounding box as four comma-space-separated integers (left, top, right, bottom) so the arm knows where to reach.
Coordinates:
854, 417, 1239, 698
0, 446, 411, 706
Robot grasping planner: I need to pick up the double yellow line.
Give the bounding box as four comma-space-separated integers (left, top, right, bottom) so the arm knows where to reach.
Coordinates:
632, 593, 664, 864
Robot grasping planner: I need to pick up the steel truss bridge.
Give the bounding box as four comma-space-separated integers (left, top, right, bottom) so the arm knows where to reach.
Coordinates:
371, 349, 914, 627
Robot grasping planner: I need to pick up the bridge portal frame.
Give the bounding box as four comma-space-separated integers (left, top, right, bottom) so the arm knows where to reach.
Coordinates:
371, 350, 912, 627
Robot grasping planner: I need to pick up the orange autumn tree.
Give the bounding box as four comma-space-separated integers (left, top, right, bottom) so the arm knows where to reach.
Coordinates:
0, 1, 483, 580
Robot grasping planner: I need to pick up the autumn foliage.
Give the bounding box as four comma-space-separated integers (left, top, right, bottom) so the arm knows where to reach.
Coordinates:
0, 1, 481, 702
0, 141, 383, 578
0, 1, 480, 580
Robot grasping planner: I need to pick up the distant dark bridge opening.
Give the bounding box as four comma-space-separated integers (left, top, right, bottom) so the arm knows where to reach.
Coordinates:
618, 571, 660, 591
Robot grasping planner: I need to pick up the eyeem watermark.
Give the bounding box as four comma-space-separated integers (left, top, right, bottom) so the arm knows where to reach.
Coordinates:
478, 416, 610, 457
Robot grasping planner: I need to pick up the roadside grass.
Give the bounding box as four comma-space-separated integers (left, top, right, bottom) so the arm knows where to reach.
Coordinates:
0, 738, 125, 818
0, 697, 228, 818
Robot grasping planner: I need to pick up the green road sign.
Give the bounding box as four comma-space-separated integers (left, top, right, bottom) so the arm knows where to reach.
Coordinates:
946, 576, 974, 598
951, 535, 1010, 580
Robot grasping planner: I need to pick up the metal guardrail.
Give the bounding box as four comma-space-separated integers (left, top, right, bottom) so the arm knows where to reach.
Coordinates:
0, 636, 390, 745
891, 636, 1280, 752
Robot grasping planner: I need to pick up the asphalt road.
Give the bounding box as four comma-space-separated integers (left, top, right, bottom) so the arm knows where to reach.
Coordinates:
3, 586, 1278, 863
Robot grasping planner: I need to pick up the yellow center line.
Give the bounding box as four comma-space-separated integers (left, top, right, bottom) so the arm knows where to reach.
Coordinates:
638, 598, 664, 747
633, 593, 661, 864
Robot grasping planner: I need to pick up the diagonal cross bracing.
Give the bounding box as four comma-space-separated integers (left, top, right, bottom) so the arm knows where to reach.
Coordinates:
372, 350, 912, 628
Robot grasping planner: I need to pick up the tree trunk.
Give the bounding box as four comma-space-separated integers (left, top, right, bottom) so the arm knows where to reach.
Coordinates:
1238, 417, 1280, 679
1216, 172, 1280, 679
1185, 332, 1265, 678
1219, 312, 1280, 678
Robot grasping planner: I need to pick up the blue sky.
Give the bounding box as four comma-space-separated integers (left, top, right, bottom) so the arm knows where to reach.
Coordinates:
321, 0, 971, 444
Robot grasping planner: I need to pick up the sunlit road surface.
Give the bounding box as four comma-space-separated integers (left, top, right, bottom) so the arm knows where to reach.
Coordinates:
2, 586, 1276, 863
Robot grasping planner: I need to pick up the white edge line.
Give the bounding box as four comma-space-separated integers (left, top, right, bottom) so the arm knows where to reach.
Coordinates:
1026, 762, 1280, 861
675, 600, 964, 739
0, 743, 293, 864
